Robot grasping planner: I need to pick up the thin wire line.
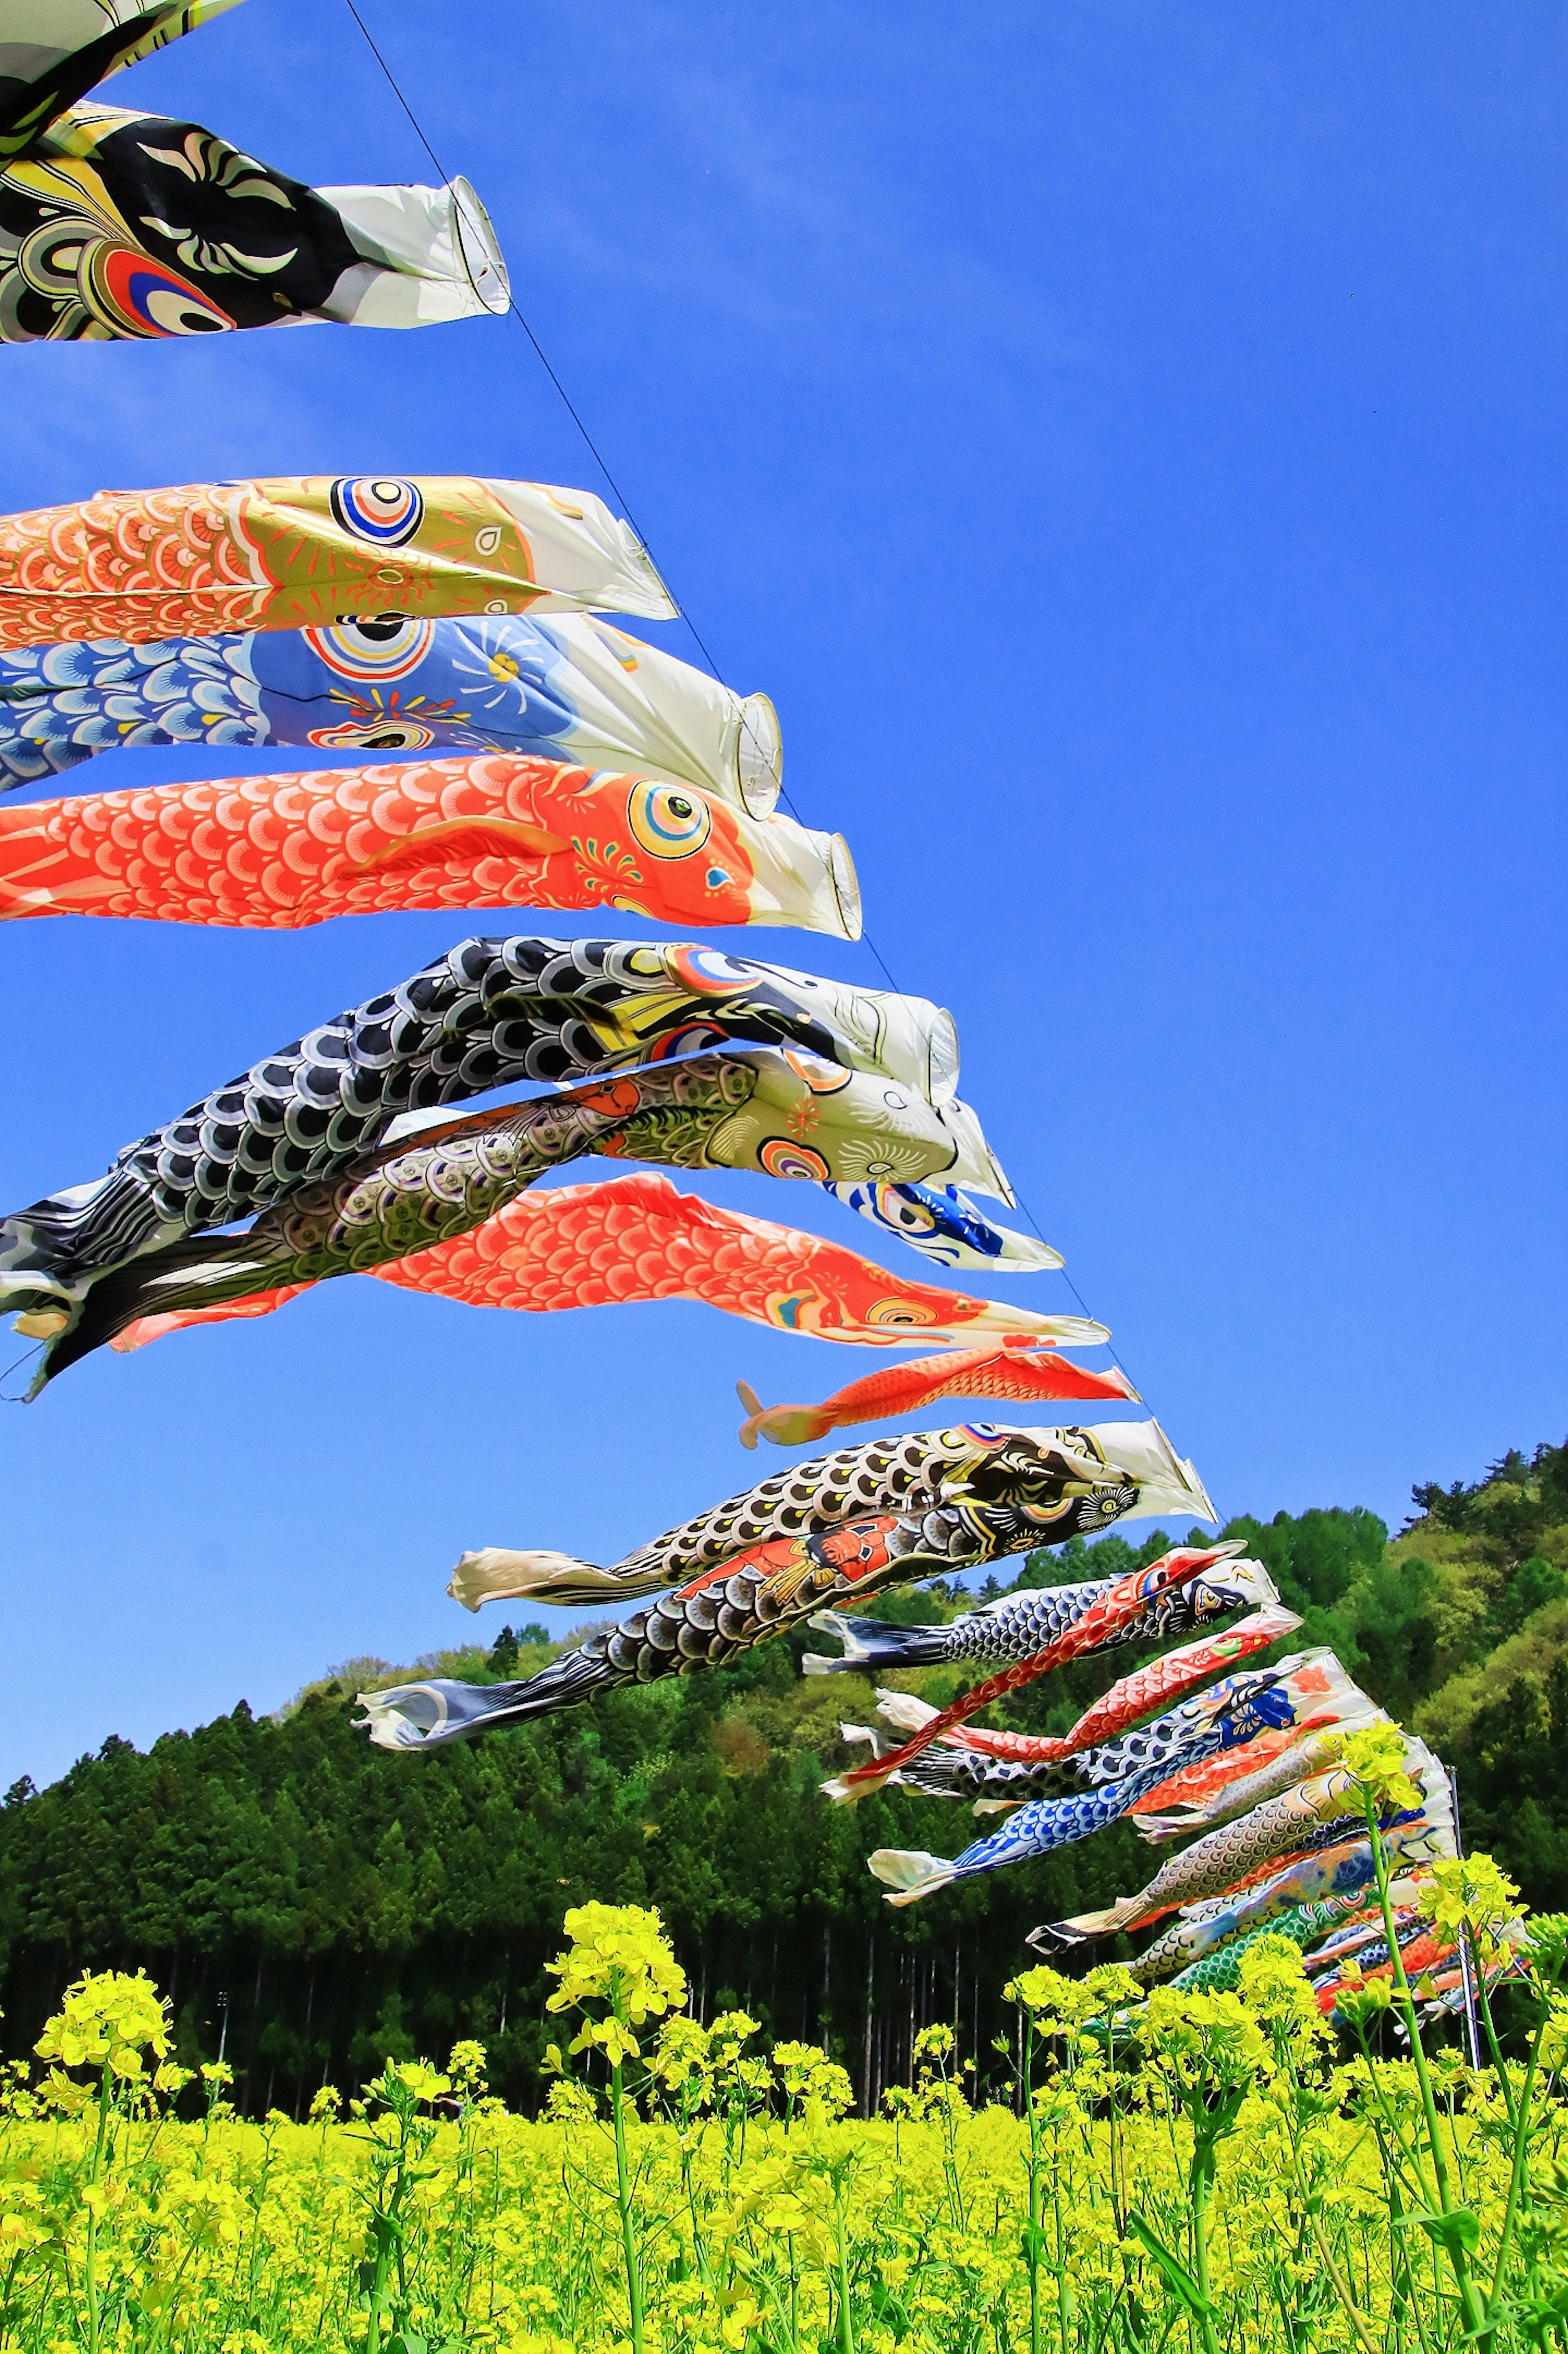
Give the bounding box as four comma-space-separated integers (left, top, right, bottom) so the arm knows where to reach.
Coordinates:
341, 0, 1150, 1409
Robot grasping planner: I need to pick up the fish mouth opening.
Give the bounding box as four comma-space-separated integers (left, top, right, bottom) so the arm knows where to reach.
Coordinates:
734, 693, 782, 818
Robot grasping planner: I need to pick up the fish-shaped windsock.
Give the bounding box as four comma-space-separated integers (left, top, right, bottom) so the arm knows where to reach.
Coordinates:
861, 1607, 1301, 1774
357, 1496, 1073, 1752
0, 615, 784, 811
0, 102, 508, 341
0, 477, 674, 652
851, 1614, 1305, 1804
0, 754, 858, 936
109, 1173, 1114, 1371
1134, 1701, 1385, 1839
857, 1610, 1290, 1789
0, 949, 973, 1320
0, 6, 508, 339
816, 1547, 1276, 1806
869, 1752, 1209, 1908
735, 1341, 1136, 1449
864, 1661, 1325, 1904
447, 1418, 1208, 1612
1108, 1824, 1456, 1985
1038, 1738, 1451, 1945
802, 1542, 1262, 1681
1164, 1896, 1367, 1995
20, 1049, 998, 1386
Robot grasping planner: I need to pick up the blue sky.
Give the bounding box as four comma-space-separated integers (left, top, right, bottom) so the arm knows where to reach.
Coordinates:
1, 0, 1563, 1792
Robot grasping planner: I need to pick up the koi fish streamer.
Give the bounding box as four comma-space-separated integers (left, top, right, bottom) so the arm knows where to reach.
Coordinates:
863, 1654, 1366, 1903
860, 1611, 1299, 1772
358, 1494, 1260, 1753
0, 475, 675, 651
0, 615, 783, 811
23, 1048, 998, 1386
847, 1618, 1307, 1804
0, 104, 507, 341
1038, 1738, 1450, 1945
0, 2, 508, 339
1132, 1699, 1383, 1835
0, 752, 858, 937
735, 1342, 1137, 1449
448, 1417, 1212, 1611
110, 1173, 1116, 1375
814, 1547, 1274, 1806
1102, 1817, 1456, 1985
803, 1540, 1245, 1685
0, 936, 964, 1320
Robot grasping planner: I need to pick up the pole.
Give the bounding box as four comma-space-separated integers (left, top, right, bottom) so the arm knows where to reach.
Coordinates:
1448, 1768, 1482, 2069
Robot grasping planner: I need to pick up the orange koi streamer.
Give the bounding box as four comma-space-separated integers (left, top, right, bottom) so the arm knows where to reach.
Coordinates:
111, 1172, 1106, 1358
734, 1341, 1137, 1448
0, 753, 859, 936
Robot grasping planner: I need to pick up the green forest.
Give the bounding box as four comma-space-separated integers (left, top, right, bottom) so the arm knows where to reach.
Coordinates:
2, 1436, 1564, 2118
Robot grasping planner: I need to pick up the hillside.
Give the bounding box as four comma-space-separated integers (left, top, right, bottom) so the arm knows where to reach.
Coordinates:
1, 1436, 1563, 2115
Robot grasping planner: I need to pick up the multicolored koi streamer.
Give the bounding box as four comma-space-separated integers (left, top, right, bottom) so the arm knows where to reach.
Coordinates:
356, 1494, 1250, 1753
0, 934, 969, 1320
23, 1048, 1001, 1387
814, 1546, 1273, 1805
109, 1171, 1114, 1369
733, 1340, 1137, 1448
860, 1609, 1299, 1771
802, 1540, 1245, 1687
1092, 1822, 1456, 1984
1040, 1739, 1449, 1944
851, 1623, 1312, 1806
0, 475, 675, 651
0, 752, 858, 936
1133, 1704, 1384, 1837
445, 1419, 1186, 1613
0, 104, 508, 341
864, 1658, 1348, 1901
0, 613, 783, 806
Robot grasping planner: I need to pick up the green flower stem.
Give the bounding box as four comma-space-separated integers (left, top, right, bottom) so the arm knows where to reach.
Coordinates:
609, 2058, 644, 2354
1364, 1793, 1490, 2350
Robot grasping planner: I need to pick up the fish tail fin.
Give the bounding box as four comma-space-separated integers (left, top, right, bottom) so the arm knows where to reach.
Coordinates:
446, 1547, 630, 1610
355, 1647, 608, 1748
874, 1687, 940, 1733
802, 1610, 950, 1673
28, 1230, 261, 1393
0, 1166, 162, 1303
735, 1378, 831, 1450
1033, 1899, 1134, 1946
869, 1849, 957, 1906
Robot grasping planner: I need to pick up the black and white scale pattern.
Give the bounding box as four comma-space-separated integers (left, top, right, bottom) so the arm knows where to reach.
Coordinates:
0, 934, 945, 1302
802, 1556, 1276, 1676
460, 1422, 1147, 1605
359, 1497, 1067, 1751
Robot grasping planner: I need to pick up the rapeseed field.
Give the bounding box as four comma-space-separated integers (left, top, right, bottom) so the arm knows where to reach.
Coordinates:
0, 1859, 1562, 2354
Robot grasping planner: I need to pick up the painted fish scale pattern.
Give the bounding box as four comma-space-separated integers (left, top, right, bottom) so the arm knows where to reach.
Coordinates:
0, 478, 553, 649
1165, 1901, 1347, 1994
38, 1062, 755, 1382
374, 1174, 1037, 1339
0, 936, 900, 1288
0, 754, 773, 929
588, 1428, 1111, 1594
0, 484, 268, 644
611, 1500, 1055, 1681
902, 1668, 1285, 1802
